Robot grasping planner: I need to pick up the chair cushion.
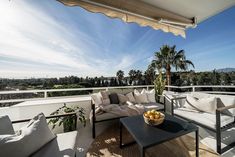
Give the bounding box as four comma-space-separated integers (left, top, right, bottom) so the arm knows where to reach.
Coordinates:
0, 115, 15, 135
190, 92, 235, 116
126, 92, 136, 103
117, 94, 129, 105
134, 89, 149, 104
143, 89, 156, 103
0, 113, 56, 157
109, 93, 119, 104
144, 102, 164, 111
174, 108, 234, 129
91, 92, 103, 107
32, 131, 78, 157
95, 112, 122, 121
100, 91, 111, 105
184, 95, 217, 114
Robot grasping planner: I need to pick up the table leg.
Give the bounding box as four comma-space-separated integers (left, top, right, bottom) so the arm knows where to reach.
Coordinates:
196, 129, 199, 157
140, 147, 145, 157
120, 122, 122, 148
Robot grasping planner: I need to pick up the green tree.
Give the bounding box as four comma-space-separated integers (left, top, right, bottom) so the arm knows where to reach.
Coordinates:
128, 70, 136, 85
150, 45, 194, 86
144, 66, 156, 85
116, 70, 124, 85
135, 70, 142, 85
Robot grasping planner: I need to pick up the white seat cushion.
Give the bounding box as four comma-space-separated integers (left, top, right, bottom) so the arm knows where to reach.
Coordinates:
144, 102, 164, 111
32, 131, 77, 157
95, 112, 122, 121
174, 108, 234, 129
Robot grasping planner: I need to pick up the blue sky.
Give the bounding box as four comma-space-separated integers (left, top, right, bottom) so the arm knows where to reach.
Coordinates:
0, 0, 235, 78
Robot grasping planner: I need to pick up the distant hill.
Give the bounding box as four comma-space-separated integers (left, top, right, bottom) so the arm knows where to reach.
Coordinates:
216, 68, 235, 72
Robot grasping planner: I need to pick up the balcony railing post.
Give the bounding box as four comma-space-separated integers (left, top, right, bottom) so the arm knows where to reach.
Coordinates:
147, 86, 149, 91
192, 86, 195, 92
44, 91, 47, 98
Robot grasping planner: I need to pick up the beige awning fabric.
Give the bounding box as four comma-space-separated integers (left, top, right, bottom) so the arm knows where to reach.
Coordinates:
57, 0, 197, 38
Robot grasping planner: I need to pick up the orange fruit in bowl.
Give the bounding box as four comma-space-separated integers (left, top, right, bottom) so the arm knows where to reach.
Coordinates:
149, 115, 155, 120
155, 114, 160, 119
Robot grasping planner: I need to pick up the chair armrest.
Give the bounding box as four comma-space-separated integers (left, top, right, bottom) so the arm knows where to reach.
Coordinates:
216, 104, 235, 112
168, 96, 186, 115
170, 96, 186, 101
91, 101, 96, 122
216, 104, 235, 131
11, 112, 77, 124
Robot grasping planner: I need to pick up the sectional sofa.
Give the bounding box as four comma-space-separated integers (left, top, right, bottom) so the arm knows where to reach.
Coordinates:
90, 89, 165, 138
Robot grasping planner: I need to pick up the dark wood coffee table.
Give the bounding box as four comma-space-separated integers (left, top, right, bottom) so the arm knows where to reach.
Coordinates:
120, 114, 199, 157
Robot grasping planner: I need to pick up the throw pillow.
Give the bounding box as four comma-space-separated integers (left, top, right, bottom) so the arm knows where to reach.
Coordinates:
118, 94, 129, 105
143, 89, 156, 103
184, 95, 217, 114
100, 91, 111, 105
134, 89, 149, 104
109, 93, 119, 104
126, 92, 136, 103
91, 92, 103, 107
0, 115, 15, 135
0, 113, 56, 157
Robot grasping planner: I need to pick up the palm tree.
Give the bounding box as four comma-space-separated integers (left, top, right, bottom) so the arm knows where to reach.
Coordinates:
116, 70, 124, 85
150, 45, 194, 86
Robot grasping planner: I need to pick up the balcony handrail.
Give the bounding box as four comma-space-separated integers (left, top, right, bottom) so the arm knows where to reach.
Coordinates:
0, 85, 234, 104
0, 85, 234, 95
0, 85, 154, 95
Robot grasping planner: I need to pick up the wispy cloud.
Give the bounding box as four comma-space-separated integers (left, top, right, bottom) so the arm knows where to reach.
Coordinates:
0, 0, 157, 78
0, 1, 234, 78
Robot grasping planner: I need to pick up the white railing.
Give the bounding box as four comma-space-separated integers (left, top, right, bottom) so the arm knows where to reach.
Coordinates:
0, 85, 234, 104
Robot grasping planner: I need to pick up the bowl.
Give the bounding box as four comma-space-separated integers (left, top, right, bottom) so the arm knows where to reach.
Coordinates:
143, 111, 165, 126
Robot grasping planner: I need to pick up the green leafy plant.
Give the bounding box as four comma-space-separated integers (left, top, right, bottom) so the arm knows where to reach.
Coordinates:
48, 104, 86, 132
154, 70, 166, 102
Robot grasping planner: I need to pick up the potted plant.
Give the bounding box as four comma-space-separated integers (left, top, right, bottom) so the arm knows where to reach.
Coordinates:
154, 70, 166, 102
48, 103, 86, 132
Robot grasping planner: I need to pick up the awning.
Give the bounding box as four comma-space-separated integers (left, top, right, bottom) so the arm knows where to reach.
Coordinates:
57, 0, 235, 38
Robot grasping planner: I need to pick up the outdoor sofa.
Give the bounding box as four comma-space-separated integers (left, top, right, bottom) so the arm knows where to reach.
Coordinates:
90, 89, 165, 138
167, 92, 235, 154
0, 112, 78, 157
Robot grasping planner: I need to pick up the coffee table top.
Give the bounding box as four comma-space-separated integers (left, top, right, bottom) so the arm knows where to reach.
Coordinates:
120, 113, 198, 149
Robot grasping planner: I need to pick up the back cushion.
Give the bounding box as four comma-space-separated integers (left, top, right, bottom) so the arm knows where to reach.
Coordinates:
117, 94, 129, 105
190, 92, 212, 99
184, 95, 217, 114
109, 93, 119, 104
100, 91, 111, 105
91, 92, 103, 107
134, 89, 149, 104
143, 89, 156, 103
126, 92, 136, 103
0, 113, 56, 157
0, 116, 15, 135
